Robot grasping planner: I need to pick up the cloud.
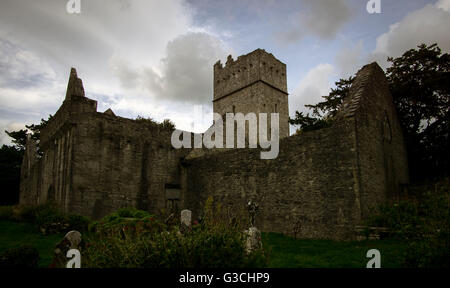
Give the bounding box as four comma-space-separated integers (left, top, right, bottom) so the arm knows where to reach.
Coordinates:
111, 32, 231, 105
289, 63, 335, 116
288, 63, 335, 134
0, 0, 199, 145
106, 32, 230, 135
0, 36, 66, 145
277, 0, 352, 44
0, 36, 57, 89
370, 0, 450, 68
0, 121, 27, 146
437, 0, 450, 11
334, 41, 364, 78
0, 0, 196, 101
145, 32, 230, 104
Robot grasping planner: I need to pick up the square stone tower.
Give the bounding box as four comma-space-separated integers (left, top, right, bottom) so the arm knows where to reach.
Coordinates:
213, 49, 289, 138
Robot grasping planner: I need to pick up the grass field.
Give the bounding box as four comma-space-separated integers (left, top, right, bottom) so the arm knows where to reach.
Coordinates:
0, 220, 408, 268
262, 233, 408, 268
0, 220, 63, 267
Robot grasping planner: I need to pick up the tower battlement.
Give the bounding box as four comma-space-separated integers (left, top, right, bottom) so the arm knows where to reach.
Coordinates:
213, 49, 287, 101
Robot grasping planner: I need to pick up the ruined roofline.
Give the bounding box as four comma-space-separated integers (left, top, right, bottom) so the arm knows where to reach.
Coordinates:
339, 62, 386, 118
39, 68, 96, 148
213, 48, 288, 101
65, 67, 85, 99
213, 48, 286, 70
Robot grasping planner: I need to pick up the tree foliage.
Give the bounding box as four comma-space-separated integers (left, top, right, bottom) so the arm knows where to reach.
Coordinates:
289, 77, 354, 132
386, 43, 449, 180
0, 145, 23, 205
1, 115, 52, 204
290, 43, 449, 180
5, 115, 52, 152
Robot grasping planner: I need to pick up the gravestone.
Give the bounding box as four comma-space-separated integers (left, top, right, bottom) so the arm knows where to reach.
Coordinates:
244, 227, 262, 255
51, 230, 83, 268
181, 209, 192, 227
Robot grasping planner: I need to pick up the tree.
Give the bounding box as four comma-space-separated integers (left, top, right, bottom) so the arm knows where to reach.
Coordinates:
386, 43, 449, 180
305, 76, 354, 118
0, 145, 23, 205
1, 115, 52, 204
5, 115, 52, 153
4, 129, 27, 151
289, 76, 354, 133
289, 43, 449, 180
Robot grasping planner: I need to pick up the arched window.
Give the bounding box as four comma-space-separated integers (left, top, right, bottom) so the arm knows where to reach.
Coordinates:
383, 112, 392, 143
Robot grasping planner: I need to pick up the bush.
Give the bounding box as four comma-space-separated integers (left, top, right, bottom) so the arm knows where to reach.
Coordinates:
366, 178, 449, 268
0, 205, 13, 220
11, 205, 38, 223
367, 202, 420, 239
66, 214, 91, 232
1, 203, 91, 234
90, 207, 160, 238
402, 233, 450, 268
34, 203, 65, 227
84, 224, 267, 268
83, 200, 267, 268
0, 245, 40, 268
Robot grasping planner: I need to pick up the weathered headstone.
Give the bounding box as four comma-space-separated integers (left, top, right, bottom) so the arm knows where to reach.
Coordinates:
181, 209, 192, 227
51, 230, 82, 268
244, 227, 262, 255
65, 231, 82, 248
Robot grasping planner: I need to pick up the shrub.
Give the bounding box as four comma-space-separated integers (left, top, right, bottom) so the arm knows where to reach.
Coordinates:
34, 203, 65, 226
11, 205, 38, 223
91, 207, 160, 238
66, 214, 90, 232
367, 201, 420, 239
84, 224, 267, 268
0, 205, 13, 220
0, 245, 40, 268
366, 178, 449, 268
83, 200, 267, 268
2, 203, 91, 234
402, 233, 450, 268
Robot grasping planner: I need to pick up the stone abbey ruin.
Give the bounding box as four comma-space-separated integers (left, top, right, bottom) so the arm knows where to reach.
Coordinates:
20, 49, 409, 240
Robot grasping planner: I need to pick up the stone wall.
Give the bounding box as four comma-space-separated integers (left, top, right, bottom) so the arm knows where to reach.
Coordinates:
20, 69, 190, 219
68, 112, 188, 218
340, 63, 409, 218
183, 119, 360, 240
182, 62, 409, 240
19, 54, 409, 240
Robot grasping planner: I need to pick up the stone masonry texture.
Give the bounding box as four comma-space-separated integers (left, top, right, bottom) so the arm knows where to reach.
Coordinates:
20, 49, 409, 240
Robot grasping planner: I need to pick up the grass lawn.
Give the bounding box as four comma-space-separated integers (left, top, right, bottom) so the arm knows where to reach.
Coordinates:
262, 232, 408, 268
0, 220, 408, 268
0, 220, 63, 267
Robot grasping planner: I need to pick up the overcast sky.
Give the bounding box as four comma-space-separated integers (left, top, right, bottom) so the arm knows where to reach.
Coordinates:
0, 0, 449, 144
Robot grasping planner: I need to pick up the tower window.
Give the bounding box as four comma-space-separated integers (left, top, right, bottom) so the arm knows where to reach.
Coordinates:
232, 105, 236, 114
275, 104, 278, 113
